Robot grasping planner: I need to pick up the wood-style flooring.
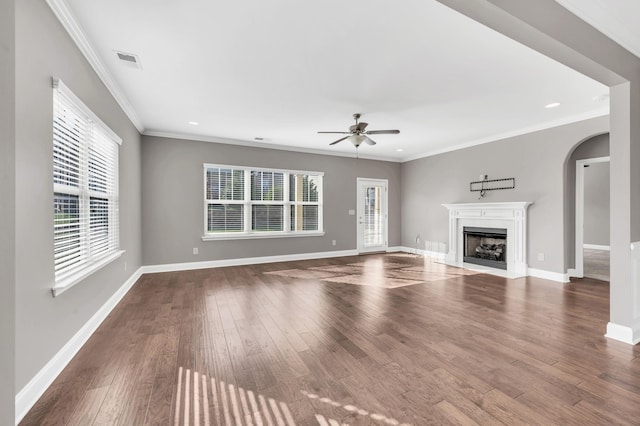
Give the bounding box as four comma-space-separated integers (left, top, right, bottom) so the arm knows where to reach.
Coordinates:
21, 253, 640, 425
583, 248, 610, 282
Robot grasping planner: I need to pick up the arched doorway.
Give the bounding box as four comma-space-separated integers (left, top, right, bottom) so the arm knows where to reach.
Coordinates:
564, 134, 610, 280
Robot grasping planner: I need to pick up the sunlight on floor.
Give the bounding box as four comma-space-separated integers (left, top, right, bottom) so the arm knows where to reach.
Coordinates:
174, 367, 412, 425
301, 390, 411, 426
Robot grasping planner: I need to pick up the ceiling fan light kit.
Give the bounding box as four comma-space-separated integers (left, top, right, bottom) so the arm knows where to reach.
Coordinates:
319, 113, 400, 148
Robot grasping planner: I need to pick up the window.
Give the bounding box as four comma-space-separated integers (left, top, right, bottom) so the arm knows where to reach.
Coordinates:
204, 164, 323, 239
53, 79, 122, 292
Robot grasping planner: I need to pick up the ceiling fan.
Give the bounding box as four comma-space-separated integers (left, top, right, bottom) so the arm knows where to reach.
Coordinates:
319, 113, 400, 147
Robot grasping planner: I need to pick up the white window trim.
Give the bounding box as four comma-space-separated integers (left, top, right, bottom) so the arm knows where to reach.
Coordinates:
203, 164, 324, 240
51, 78, 123, 296
202, 231, 324, 241
53, 79, 122, 145
52, 250, 125, 297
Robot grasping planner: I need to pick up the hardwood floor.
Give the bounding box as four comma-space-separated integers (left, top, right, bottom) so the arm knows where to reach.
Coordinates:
21, 253, 640, 425
583, 248, 610, 282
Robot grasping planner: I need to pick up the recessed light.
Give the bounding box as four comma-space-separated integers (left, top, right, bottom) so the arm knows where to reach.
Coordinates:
545, 102, 561, 109
592, 94, 609, 102
188, 121, 199, 126
396, 148, 404, 152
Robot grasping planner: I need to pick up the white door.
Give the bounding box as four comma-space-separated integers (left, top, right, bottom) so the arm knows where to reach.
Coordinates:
357, 178, 388, 253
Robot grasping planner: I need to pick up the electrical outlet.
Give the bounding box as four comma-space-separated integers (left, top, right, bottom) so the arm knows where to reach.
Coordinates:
332, 240, 336, 246
348, 209, 355, 216
193, 247, 199, 255
538, 252, 545, 261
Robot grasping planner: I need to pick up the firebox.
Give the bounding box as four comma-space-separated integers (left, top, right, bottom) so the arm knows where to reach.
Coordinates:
463, 226, 507, 270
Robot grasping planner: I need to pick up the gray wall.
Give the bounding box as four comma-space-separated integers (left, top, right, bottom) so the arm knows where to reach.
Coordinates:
142, 136, 401, 265
584, 161, 610, 246
565, 133, 609, 267
0, 0, 16, 422
435, 0, 640, 340
14, 0, 142, 392
401, 116, 608, 274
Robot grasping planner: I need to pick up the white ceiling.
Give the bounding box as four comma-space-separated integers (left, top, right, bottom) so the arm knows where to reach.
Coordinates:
59, 0, 610, 162
556, 0, 640, 60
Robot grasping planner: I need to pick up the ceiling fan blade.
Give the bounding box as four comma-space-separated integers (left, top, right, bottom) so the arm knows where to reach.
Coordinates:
364, 136, 376, 146
357, 122, 369, 131
365, 129, 400, 135
318, 131, 350, 134
329, 136, 350, 145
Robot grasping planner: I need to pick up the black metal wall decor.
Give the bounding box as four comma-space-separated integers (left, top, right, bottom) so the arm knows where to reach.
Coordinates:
470, 177, 515, 198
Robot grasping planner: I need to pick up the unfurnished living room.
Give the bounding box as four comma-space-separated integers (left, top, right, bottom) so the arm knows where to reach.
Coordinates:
3, 0, 640, 425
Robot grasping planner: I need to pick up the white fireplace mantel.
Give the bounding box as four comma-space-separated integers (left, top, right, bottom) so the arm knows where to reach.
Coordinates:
442, 202, 532, 278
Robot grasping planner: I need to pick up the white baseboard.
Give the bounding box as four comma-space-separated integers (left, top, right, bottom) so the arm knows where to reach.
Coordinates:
141, 249, 360, 274
15, 267, 144, 424
527, 268, 570, 283
386, 246, 404, 253
605, 322, 640, 345
567, 268, 582, 278
394, 246, 446, 261
583, 244, 610, 251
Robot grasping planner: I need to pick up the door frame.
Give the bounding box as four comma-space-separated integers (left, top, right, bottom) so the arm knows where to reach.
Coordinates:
356, 177, 388, 253
571, 156, 610, 278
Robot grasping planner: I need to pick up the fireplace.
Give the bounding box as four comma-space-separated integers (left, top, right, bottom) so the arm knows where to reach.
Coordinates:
463, 227, 507, 270
442, 202, 532, 278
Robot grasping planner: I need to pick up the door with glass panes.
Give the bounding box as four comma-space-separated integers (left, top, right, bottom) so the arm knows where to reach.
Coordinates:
357, 178, 388, 253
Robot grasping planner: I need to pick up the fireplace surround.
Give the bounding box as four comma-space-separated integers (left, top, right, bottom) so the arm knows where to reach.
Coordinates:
443, 202, 532, 278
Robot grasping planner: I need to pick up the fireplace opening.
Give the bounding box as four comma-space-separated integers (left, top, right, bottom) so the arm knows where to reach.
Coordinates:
463, 226, 507, 270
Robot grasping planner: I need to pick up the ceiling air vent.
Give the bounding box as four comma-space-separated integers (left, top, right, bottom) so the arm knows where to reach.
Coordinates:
115, 51, 142, 70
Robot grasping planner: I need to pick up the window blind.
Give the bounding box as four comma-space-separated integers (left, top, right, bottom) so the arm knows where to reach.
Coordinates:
290, 174, 321, 232
53, 79, 120, 281
204, 165, 323, 237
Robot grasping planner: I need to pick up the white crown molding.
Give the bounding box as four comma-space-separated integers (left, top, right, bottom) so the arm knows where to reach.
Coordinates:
555, 0, 640, 60
45, 0, 144, 133
401, 109, 609, 163
142, 130, 402, 163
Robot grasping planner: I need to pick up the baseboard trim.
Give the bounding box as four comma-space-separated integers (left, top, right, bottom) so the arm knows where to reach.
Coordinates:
386, 246, 404, 253
584, 244, 610, 251
527, 268, 570, 283
567, 268, 581, 278
141, 249, 360, 274
605, 322, 640, 345
15, 267, 144, 424
394, 246, 446, 261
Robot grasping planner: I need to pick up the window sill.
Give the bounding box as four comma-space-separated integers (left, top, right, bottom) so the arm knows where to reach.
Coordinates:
202, 231, 325, 241
52, 250, 125, 297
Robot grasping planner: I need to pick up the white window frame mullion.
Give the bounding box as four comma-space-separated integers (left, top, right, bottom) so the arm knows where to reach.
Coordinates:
244, 169, 251, 232
317, 176, 324, 233
283, 172, 291, 232
203, 166, 208, 234
79, 121, 91, 263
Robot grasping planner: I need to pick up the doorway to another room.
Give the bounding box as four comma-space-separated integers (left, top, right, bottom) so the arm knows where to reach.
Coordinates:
576, 156, 610, 281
